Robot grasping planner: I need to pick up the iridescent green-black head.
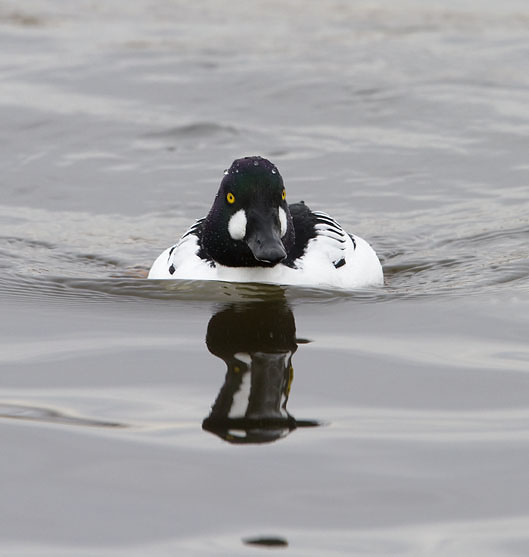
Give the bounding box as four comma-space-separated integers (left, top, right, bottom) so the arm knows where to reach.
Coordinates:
202, 156, 295, 267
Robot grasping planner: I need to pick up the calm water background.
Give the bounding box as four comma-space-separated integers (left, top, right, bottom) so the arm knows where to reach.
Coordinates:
1, 1, 529, 555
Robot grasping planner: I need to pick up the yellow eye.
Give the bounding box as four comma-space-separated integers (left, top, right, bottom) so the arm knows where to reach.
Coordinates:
281, 189, 286, 201
226, 192, 235, 204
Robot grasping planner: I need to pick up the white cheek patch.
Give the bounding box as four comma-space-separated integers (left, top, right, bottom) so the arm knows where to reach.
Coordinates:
279, 207, 288, 237
228, 209, 247, 240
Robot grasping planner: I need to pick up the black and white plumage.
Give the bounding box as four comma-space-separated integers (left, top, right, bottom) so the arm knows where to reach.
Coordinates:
149, 156, 383, 289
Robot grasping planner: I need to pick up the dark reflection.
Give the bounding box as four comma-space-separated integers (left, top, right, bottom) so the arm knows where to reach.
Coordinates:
203, 298, 319, 444
243, 536, 289, 548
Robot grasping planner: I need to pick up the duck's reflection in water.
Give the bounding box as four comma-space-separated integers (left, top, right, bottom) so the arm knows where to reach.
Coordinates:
203, 299, 319, 444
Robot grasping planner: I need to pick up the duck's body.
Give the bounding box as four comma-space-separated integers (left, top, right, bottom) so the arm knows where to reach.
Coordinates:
148, 157, 383, 289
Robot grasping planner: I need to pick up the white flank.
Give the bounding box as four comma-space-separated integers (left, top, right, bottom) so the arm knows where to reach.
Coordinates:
228, 209, 247, 240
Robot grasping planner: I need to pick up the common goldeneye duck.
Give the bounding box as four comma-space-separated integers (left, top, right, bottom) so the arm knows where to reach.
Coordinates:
148, 156, 383, 289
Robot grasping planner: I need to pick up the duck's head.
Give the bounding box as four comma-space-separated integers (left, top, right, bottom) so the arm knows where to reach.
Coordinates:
202, 156, 295, 267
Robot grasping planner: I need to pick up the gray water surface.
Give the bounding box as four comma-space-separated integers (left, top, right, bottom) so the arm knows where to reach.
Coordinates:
1, 1, 529, 555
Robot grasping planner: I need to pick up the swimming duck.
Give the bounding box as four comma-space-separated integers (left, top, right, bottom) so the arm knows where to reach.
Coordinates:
148, 156, 383, 289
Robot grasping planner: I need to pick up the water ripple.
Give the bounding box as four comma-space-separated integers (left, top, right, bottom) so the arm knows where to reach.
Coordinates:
0, 402, 125, 429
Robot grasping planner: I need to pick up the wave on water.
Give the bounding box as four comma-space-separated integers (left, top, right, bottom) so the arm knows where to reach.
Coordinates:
0, 402, 126, 429
139, 122, 242, 153
142, 122, 240, 140
1, 274, 383, 308
1, 197, 528, 306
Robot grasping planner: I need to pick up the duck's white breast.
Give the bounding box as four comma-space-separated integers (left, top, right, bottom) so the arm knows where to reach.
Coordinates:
148, 230, 383, 289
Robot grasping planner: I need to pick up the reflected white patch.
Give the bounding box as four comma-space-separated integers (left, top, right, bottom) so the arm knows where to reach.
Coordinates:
279, 207, 287, 237
228, 209, 247, 240
234, 352, 252, 365
228, 372, 252, 418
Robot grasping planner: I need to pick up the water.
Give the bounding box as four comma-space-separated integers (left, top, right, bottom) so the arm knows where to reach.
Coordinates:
1, 1, 529, 555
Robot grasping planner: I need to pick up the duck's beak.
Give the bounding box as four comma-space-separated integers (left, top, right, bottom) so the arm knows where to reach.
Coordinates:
245, 210, 287, 265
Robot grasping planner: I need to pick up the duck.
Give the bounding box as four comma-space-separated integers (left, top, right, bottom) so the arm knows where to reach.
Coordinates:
148, 156, 383, 289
